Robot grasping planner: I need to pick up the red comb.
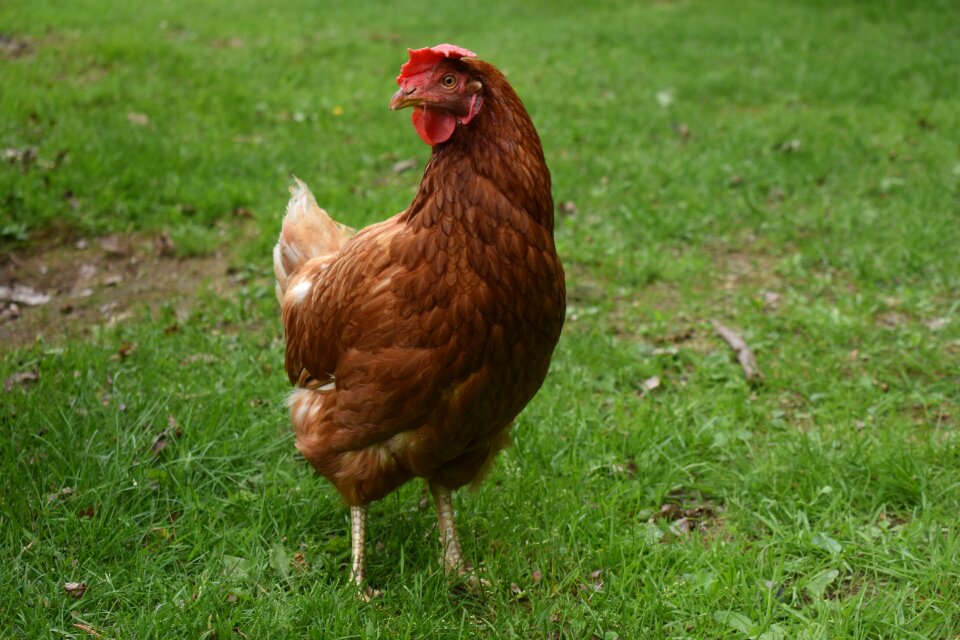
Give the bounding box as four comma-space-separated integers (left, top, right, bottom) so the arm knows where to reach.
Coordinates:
397, 44, 477, 85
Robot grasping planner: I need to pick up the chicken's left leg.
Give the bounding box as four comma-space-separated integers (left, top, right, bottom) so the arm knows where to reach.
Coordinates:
429, 482, 489, 590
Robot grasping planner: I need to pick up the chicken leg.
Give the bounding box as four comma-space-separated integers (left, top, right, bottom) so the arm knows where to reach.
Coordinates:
430, 482, 489, 590
348, 505, 380, 600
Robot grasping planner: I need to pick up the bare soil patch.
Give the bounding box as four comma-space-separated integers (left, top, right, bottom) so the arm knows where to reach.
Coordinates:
1, 235, 235, 350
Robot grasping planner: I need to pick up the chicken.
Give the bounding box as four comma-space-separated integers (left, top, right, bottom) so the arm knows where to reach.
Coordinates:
273, 44, 565, 594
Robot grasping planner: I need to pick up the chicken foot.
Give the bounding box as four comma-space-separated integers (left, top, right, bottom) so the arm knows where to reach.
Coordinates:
348, 505, 381, 600
429, 482, 489, 591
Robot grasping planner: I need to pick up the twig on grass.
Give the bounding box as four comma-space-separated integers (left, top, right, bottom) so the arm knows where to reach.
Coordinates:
712, 320, 762, 381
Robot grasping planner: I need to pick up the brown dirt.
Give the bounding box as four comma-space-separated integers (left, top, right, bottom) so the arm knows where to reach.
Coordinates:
1, 235, 236, 350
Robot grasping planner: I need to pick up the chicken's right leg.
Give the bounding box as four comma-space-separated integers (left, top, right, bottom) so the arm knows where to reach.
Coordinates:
348, 505, 380, 600
348, 505, 367, 586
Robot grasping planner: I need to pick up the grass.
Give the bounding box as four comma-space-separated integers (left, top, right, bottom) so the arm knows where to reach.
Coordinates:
3, 0, 960, 637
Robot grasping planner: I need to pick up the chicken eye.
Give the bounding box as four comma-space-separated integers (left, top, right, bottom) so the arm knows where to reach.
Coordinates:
440, 74, 458, 89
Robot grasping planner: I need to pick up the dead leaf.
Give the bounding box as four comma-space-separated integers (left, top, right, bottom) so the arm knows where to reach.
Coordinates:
876, 311, 907, 328
146, 526, 175, 545
99, 235, 131, 257
210, 36, 245, 49
558, 201, 578, 216
0, 34, 33, 59
76, 263, 98, 286
47, 487, 75, 503
638, 375, 661, 396
150, 433, 170, 456
102, 274, 123, 286
150, 415, 183, 456
779, 139, 801, 153
532, 569, 543, 584
650, 346, 678, 356
391, 158, 417, 173
64, 190, 80, 209
1, 301, 21, 321
4, 370, 39, 392
573, 568, 604, 600
112, 342, 138, 360
226, 592, 238, 604
2, 146, 37, 171
107, 311, 133, 327
0, 284, 51, 306
670, 517, 694, 535
127, 112, 149, 126
64, 582, 87, 598
72, 623, 102, 638
658, 503, 681, 520
654, 496, 720, 538
760, 290, 781, 306
154, 230, 176, 257
673, 122, 691, 141
924, 317, 949, 331
662, 327, 695, 344
180, 353, 217, 366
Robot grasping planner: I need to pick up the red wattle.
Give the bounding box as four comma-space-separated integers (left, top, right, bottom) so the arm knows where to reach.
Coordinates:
411, 107, 457, 146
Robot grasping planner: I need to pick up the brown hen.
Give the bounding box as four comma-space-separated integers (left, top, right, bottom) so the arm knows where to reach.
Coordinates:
273, 44, 565, 593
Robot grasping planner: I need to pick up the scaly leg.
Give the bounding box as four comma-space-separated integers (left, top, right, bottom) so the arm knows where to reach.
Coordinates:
418, 479, 430, 510
429, 482, 489, 590
348, 505, 367, 586
348, 505, 380, 600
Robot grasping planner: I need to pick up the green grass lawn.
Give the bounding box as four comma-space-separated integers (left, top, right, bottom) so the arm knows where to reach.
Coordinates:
3, 0, 960, 637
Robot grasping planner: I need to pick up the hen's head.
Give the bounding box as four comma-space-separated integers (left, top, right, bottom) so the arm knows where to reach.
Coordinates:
390, 44, 484, 146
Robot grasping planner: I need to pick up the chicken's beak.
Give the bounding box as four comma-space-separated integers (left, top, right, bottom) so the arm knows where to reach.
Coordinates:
390, 86, 423, 111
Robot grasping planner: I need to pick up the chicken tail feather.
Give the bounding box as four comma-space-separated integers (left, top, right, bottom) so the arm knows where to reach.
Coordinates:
273, 177, 354, 303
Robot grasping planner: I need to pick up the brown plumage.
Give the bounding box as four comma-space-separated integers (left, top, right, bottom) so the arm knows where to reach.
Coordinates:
274, 44, 564, 593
